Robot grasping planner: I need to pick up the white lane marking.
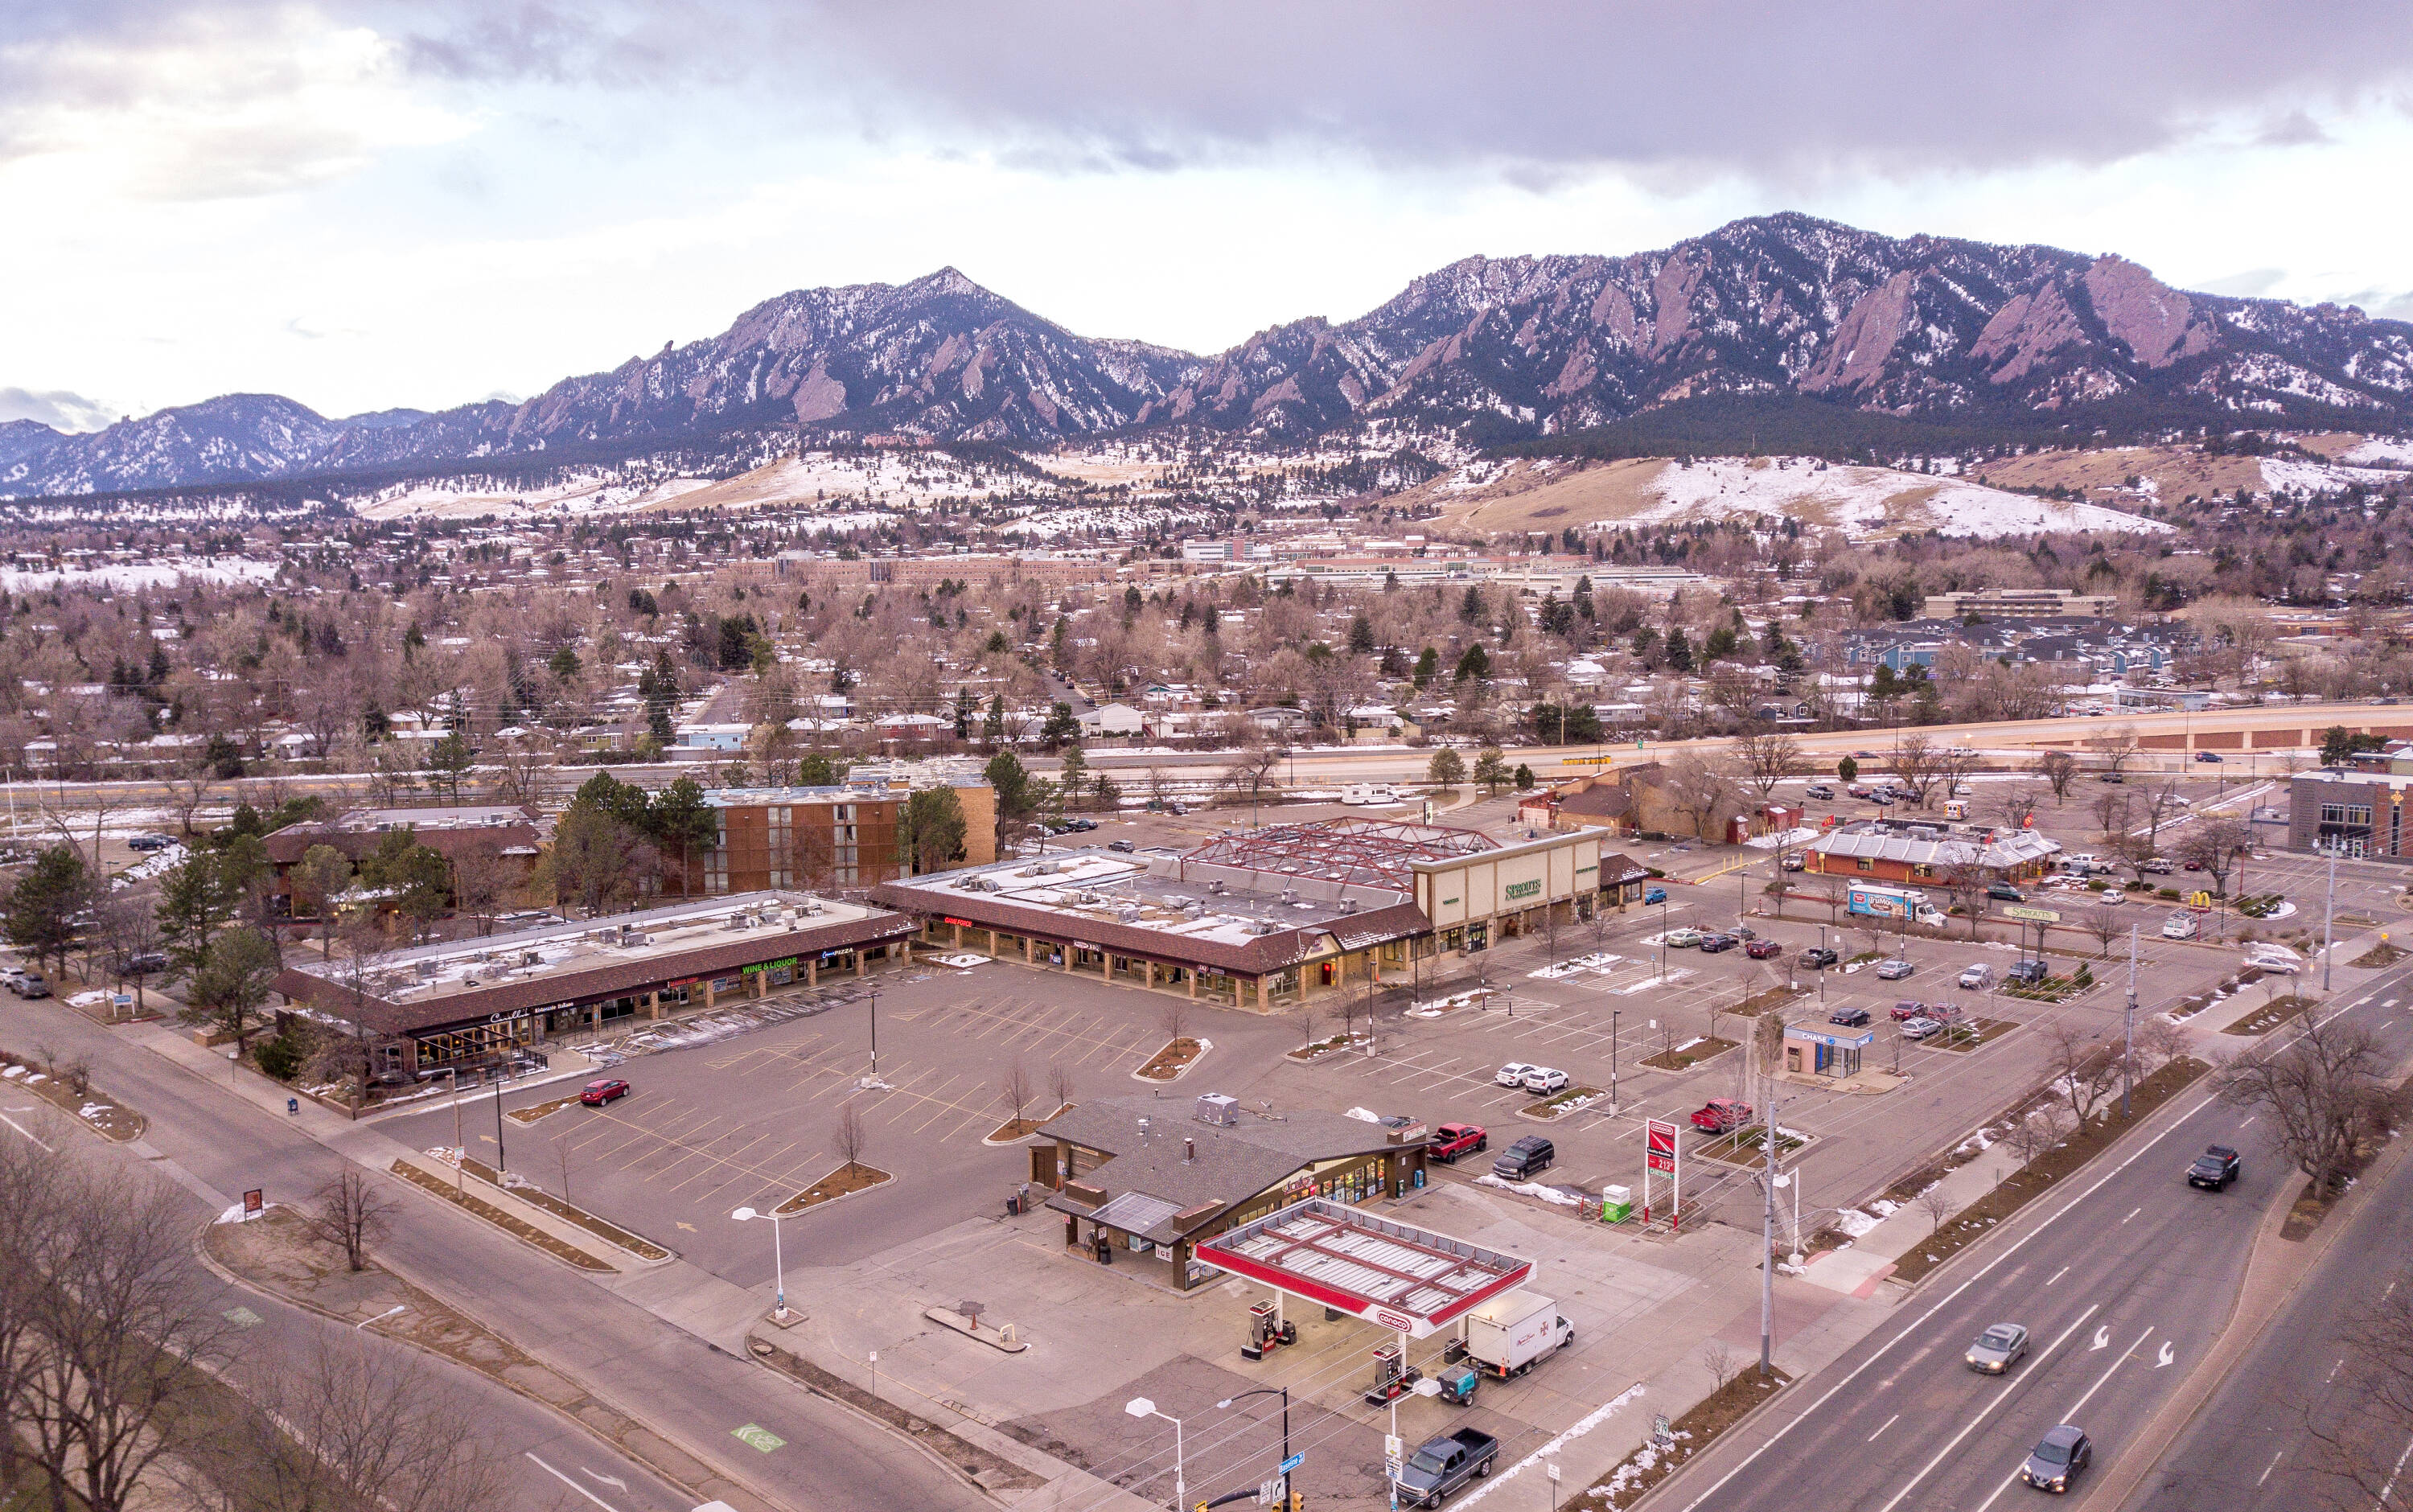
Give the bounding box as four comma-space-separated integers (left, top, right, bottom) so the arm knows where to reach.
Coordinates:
1868, 1413, 1900, 1443
2386, 998, 2400, 1009
2257, 1448, 2284, 1486
2378, 1434, 2413, 1506
2092, 1326, 2111, 1351
2156, 1340, 2176, 1368
1967, 1327, 2155, 1512
1870, 1305, 2101, 1512
582, 1469, 629, 1491
2240, 1116, 2257, 1128
2329, 1358, 2345, 1383
2121, 1206, 2142, 1223
1675, 1082, 2227, 1512
525, 1453, 624, 1512
0, 1113, 52, 1151
2046, 1266, 2069, 1287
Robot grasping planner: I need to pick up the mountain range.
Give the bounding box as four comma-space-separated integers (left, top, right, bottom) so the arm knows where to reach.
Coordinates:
8, 213, 2411, 499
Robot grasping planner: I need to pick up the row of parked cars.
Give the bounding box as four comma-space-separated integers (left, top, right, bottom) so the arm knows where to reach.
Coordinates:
1662, 926, 1782, 959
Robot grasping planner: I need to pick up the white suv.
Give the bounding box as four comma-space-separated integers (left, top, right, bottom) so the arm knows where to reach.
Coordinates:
1520, 1066, 1570, 1094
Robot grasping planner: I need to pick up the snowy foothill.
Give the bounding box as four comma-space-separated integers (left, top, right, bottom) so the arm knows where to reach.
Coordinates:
0, 557, 280, 592
1625, 456, 2172, 540
2259, 456, 2407, 496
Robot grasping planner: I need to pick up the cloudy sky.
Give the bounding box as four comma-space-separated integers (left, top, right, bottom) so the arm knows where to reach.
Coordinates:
5, 1, 2411, 429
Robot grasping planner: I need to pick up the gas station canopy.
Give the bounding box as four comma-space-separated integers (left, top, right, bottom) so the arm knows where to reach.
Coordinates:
1194, 1198, 1532, 1338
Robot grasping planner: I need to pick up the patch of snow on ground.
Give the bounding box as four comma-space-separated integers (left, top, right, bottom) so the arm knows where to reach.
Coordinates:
1628, 457, 2169, 540
1745, 826, 1819, 850
1474, 1174, 1584, 1206
2342, 438, 2413, 468
1459, 1383, 1650, 1507
215, 1202, 277, 1224
0, 558, 279, 591
1834, 1209, 1884, 1239
2262, 458, 2407, 495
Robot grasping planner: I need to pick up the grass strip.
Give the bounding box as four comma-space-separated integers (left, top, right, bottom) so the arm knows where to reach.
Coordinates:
2222, 994, 2317, 1037
1889, 1055, 2210, 1285
388, 1159, 616, 1272
457, 1155, 668, 1259
1579, 1366, 1790, 1509
1642, 1036, 1736, 1071
0, 1048, 146, 1141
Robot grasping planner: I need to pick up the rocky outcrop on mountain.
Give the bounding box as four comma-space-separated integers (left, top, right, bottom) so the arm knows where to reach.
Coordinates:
7, 216, 2411, 498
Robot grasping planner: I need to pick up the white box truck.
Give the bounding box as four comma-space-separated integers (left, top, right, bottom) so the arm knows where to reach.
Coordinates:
1457, 1291, 1572, 1378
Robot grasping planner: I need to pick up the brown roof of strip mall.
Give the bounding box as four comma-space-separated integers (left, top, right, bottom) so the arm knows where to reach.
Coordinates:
273, 891, 913, 1037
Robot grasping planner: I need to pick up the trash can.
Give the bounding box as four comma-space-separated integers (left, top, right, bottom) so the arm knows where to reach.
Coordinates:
1601, 1184, 1633, 1223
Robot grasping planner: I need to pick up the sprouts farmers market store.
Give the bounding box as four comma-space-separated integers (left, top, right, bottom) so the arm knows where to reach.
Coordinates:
271, 891, 916, 1086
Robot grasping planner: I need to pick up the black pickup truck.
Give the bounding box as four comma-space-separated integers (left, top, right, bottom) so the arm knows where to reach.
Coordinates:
2188, 1144, 2241, 1190
1395, 1428, 1498, 1508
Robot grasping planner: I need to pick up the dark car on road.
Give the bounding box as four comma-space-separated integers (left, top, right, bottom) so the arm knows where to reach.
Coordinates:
1798, 947, 1840, 969
1745, 939, 1782, 959
1988, 881, 2026, 902
1492, 1136, 1554, 1181
1827, 1006, 1872, 1027
2195, 751, 2224, 762
2021, 1424, 2092, 1494
125, 833, 175, 852
579, 1079, 631, 1107
2188, 1144, 2241, 1189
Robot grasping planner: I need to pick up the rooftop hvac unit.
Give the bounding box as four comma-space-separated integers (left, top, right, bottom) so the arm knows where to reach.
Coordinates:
414, 959, 440, 979
1206, 878, 1225, 894
521, 951, 542, 967
1251, 920, 1282, 936
1116, 906, 1142, 924
1195, 1093, 1239, 1127
1280, 887, 1299, 905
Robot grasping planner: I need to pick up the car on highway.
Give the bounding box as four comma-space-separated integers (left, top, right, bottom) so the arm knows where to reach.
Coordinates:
125, 833, 175, 852
1663, 927, 1704, 947
2187, 1144, 2241, 1190
1519, 1066, 1570, 1095
2020, 1424, 2093, 1494
1643, 885, 1668, 906
1959, 963, 1994, 988
1689, 1097, 1753, 1133
1827, 1006, 1871, 1027
1899, 1015, 1946, 1041
2195, 750, 2225, 762
579, 1078, 631, 1107
1494, 1062, 1539, 1088
1965, 1322, 2029, 1374
1988, 882, 2026, 902
1798, 947, 1840, 969
1429, 1123, 1488, 1162
1745, 939, 1783, 959
1698, 933, 1739, 953
1874, 957, 1915, 980
1492, 1136, 1555, 1180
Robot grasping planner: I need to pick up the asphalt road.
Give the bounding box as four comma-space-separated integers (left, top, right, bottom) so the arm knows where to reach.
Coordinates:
1662, 957, 2413, 1512
2119, 1098, 2413, 1512
4, 1000, 991, 1512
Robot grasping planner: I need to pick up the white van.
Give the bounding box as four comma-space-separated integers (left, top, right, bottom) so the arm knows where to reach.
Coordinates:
2161, 912, 2199, 940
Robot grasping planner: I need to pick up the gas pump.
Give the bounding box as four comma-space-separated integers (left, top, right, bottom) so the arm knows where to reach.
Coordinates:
1239, 1300, 1297, 1362
1361, 1342, 1420, 1405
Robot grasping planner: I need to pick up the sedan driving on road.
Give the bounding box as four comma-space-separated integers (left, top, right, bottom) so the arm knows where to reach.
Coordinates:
2021, 1424, 2092, 1493
1965, 1322, 2029, 1374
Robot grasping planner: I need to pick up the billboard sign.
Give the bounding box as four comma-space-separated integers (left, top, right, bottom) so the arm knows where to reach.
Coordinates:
1847, 885, 1916, 920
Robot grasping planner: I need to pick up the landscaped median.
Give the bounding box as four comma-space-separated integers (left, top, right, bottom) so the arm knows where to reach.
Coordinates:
388, 1157, 617, 1272
0, 1048, 145, 1141
454, 1154, 669, 1260
1580, 1366, 1790, 1509
1888, 1054, 2211, 1285
773, 1161, 893, 1214
1133, 1035, 1210, 1081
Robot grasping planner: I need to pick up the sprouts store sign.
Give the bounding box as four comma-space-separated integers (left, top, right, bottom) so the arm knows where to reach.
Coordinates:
1504, 879, 1543, 902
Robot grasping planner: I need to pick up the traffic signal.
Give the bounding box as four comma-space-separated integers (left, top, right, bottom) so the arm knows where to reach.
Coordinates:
1289, 1495, 1305, 1512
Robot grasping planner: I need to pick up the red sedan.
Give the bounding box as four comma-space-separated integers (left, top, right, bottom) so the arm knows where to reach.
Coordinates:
580, 1078, 631, 1107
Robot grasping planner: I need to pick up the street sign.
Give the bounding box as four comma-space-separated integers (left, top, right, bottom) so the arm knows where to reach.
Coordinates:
241, 1189, 263, 1219
2003, 906, 2062, 923
1260, 1478, 1282, 1506
1385, 1433, 1403, 1477
1546, 1462, 1562, 1483
1280, 1454, 1305, 1476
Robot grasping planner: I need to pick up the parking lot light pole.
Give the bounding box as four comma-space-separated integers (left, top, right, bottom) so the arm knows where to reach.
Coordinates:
491, 1063, 508, 1177
1610, 1010, 1620, 1111
1124, 1398, 1184, 1512
1758, 1091, 1782, 1378
2322, 839, 2339, 994
1217, 1387, 1291, 1510
731, 1206, 791, 1319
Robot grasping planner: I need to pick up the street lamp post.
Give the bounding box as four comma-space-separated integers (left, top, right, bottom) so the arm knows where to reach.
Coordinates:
1217, 1387, 1293, 1511
1610, 1009, 1620, 1112
491, 1061, 508, 1177
732, 1206, 793, 1321
1124, 1398, 1185, 1512
1758, 1091, 1782, 1377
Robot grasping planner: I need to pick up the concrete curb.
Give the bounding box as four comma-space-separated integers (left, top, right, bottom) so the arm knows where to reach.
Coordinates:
2074, 1072, 2413, 1512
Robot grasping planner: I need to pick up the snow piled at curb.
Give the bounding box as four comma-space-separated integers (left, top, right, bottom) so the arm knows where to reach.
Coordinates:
1474, 1174, 1583, 1207
1456, 1382, 1648, 1506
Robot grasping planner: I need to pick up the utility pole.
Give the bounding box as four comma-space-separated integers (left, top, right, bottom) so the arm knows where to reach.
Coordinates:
2122, 923, 2138, 1120
1759, 1091, 1780, 1378
2321, 839, 2339, 994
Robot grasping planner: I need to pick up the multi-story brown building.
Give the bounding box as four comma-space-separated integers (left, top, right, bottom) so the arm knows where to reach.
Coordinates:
691, 778, 997, 894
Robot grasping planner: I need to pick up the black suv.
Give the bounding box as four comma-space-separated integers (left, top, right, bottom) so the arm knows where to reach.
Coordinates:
2188, 1145, 2241, 1190
1798, 947, 1840, 969
1492, 1136, 1555, 1181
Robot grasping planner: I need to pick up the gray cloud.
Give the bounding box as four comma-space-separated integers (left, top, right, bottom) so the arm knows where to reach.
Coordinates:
0, 386, 116, 432
377, 0, 2413, 182
2201, 268, 2288, 296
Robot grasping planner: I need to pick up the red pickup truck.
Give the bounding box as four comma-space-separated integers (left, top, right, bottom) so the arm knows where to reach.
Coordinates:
1429, 1123, 1489, 1162
1689, 1098, 1753, 1134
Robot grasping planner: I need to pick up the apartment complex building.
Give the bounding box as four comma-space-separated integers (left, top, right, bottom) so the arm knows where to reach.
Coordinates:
688, 777, 998, 894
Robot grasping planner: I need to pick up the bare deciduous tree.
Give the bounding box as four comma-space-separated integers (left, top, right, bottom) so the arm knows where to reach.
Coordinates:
2033, 750, 2078, 802
1158, 996, 1192, 1047
1733, 732, 1805, 803
1914, 1185, 1955, 1235
447, 839, 512, 937
2306, 1269, 2413, 1512
2090, 788, 2134, 840
2179, 816, 2253, 896
2085, 724, 2142, 779
2086, 905, 2124, 960
1992, 784, 2041, 832
1889, 733, 1948, 808
2214, 1017, 2407, 1198
1047, 1063, 1075, 1114
2005, 1106, 2069, 1171
305, 1169, 394, 1273
1700, 1337, 1741, 1395
2041, 1022, 2121, 1127
834, 1102, 869, 1177
999, 1058, 1034, 1132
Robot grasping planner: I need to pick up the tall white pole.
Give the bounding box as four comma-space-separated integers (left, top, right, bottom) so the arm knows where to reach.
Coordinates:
1759, 1094, 1778, 1376
2322, 840, 2338, 994
2122, 924, 2139, 1120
